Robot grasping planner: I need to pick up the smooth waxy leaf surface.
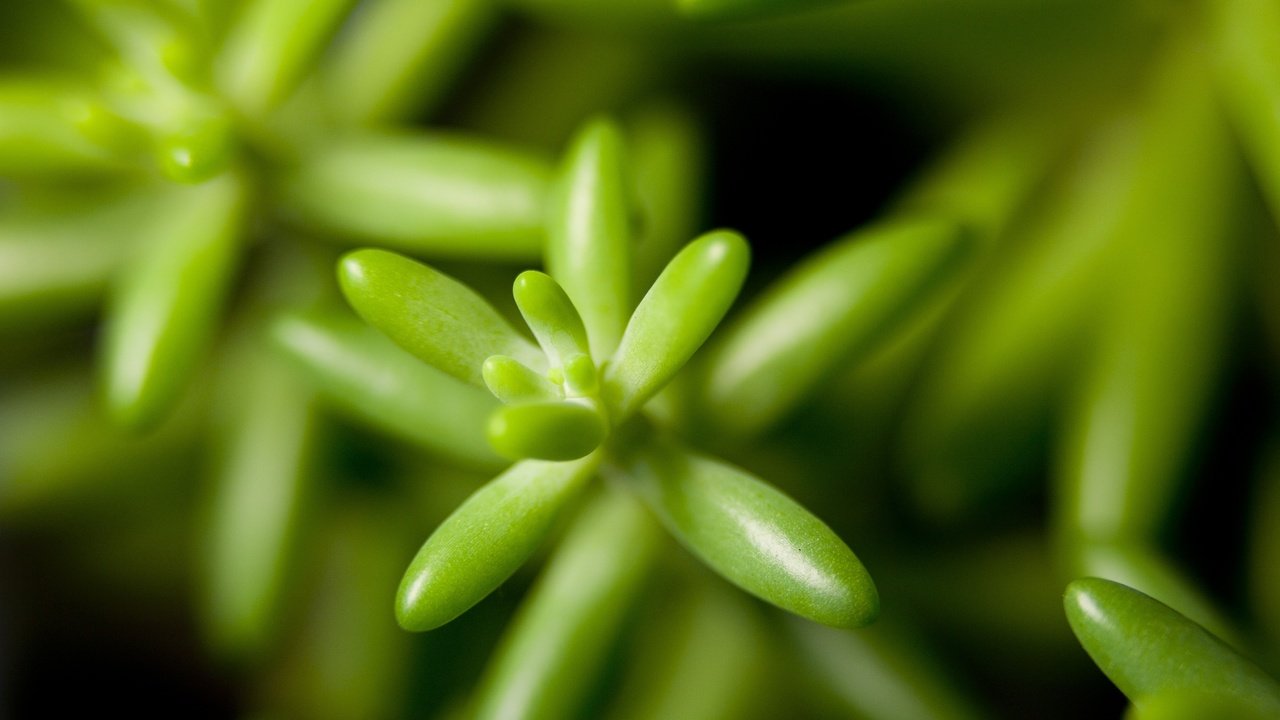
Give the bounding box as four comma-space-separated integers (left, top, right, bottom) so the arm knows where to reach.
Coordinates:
281, 133, 551, 259
700, 216, 966, 438
396, 456, 598, 631
616, 433, 878, 628
546, 117, 632, 359
0, 76, 122, 174
487, 400, 607, 461
630, 101, 705, 291
270, 310, 501, 468
512, 270, 591, 367
605, 229, 749, 420
338, 248, 544, 386
101, 171, 247, 429
473, 489, 660, 720
483, 355, 560, 404
1063, 577, 1280, 715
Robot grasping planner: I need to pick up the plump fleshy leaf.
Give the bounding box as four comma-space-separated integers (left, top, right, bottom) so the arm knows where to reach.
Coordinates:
483, 355, 560, 404
546, 117, 632, 359
0, 76, 124, 175
614, 432, 878, 628
1063, 577, 1280, 715
270, 310, 502, 468
280, 133, 552, 259
473, 488, 660, 720
604, 229, 749, 420
338, 248, 544, 386
486, 400, 607, 462
512, 270, 591, 367
699, 216, 966, 438
396, 456, 599, 631
101, 171, 247, 429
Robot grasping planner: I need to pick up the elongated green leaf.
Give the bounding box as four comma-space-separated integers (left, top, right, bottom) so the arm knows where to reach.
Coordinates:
1062, 541, 1241, 649
605, 229, 749, 420
902, 115, 1141, 519
630, 101, 706, 292
101, 171, 247, 429
338, 248, 543, 386
473, 488, 660, 720
321, 0, 494, 125
487, 400, 606, 461
1212, 0, 1280, 224
0, 76, 122, 175
268, 498, 412, 720
0, 190, 150, 328
512, 270, 591, 366
217, 0, 356, 115
790, 616, 985, 720
270, 310, 502, 469
1055, 38, 1237, 545
1063, 577, 1280, 715
699, 217, 965, 438
483, 355, 559, 404
609, 582, 767, 720
279, 133, 552, 259
615, 432, 877, 628
396, 456, 599, 631
546, 117, 632, 359
202, 348, 317, 664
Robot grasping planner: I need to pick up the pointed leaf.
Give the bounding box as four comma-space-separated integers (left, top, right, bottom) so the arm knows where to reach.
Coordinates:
1063, 577, 1280, 715
604, 229, 749, 420
396, 456, 599, 631
270, 310, 502, 468
487, 400, 606, 462
546, 117, 632, 359
614, 433, 878, 628
338, 248, 543, 386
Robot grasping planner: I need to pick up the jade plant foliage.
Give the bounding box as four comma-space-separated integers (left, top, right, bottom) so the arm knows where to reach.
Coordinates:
4, 1, 1280, 719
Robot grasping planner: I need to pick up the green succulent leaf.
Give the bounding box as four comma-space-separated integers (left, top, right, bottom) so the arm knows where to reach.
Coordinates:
1124, 691, 1277, 720
0, 76, 125, 175
337, 248, 544, 386
512, 270, 592, 367
604, 229, 750, 420
629, 101, 706, 292
677, 0, 846, 21
483, 355, 560, 404
614, 432, 878, 628
486, 400, 607, 462
1212, 0, 1280, 225
280, 133, 552, 259
546, 117, 633, 359
101, 171, 248, 429
216, 0, 357, 115
1063, 577, 1280, 715
396, 456, 599, 631
473, 488, 660, 720
270, 310, 502, 469
202, 348, 317, 664
699, 216, 967, 438
321, 0, 494, 125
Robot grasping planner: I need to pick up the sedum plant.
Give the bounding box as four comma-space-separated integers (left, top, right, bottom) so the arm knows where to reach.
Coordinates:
6, 0, 1280, 719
